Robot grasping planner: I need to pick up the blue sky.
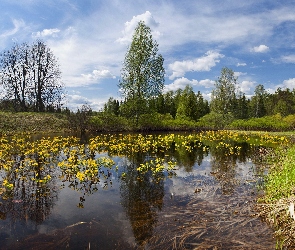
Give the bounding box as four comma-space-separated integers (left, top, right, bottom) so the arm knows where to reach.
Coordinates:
1, 0, 295, 110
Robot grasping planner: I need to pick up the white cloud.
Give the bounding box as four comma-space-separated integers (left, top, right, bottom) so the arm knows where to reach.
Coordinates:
234, 71, 247, 77
0, 19, 26, 38
164, 77, 215, 92
251, 45, 269, 53
281, 55, 295, 63
203, 92, 212, 101
282, 78, 295, 89
65, 94, 107, 111
47, 23, 124, 87
81, 69, 116, 82
169, 51, 224, 80
237, 63, 247, 67
3, 1, 293, 106
199, 79, 215, 88
117, 11, 160, 44
33, 28, 60, 38
164, 77, 198, 92
238, 80, 255, 94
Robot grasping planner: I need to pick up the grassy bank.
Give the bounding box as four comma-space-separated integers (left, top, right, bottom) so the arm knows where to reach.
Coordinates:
1, 111, 295, 248
257, 142, 295, 249
0, 112, 68, 135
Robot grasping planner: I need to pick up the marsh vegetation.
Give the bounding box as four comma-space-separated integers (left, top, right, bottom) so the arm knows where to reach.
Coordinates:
0, 131, 289, 249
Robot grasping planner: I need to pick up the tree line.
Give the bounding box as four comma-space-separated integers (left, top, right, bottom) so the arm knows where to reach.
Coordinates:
1, 21, 295, 132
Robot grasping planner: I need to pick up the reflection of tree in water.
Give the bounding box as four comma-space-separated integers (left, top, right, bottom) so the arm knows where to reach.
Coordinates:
209, 142, 250, 195
0, 158, 59, 240
249, 145, 272, 173
119, 154, 164, 246
172, 141, 207, 171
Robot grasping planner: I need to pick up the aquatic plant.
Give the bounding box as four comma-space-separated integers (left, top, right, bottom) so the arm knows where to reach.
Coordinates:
0, 131, 288, 203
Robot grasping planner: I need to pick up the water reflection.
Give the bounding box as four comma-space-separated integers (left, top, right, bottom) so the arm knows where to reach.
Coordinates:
173, 144, 207, 171
120, 160, 164, 246
0, 132, 280, 249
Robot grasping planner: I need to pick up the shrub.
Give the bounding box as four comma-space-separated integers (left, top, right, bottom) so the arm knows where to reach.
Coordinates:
90, 113, 130, 131
197, 112, 234, 129
229, 114, 290, 131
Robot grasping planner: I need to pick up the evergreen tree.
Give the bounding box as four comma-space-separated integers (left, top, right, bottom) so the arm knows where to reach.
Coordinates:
195, 91, 210, 120
249, 84, 266, 117
233, 92, 249, 119
176, 85, 198, 120
103, 97, 120, 115
163, 91, 177, 117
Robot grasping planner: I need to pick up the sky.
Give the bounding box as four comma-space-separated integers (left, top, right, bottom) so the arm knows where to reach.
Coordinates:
1, 0, 295, 111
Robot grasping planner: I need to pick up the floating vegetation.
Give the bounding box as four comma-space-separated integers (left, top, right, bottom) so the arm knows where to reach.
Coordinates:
0, 130, 290, 249
0, 131, 288, 200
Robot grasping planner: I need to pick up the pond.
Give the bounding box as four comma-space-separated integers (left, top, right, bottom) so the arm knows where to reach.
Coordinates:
0, 131, 288, 249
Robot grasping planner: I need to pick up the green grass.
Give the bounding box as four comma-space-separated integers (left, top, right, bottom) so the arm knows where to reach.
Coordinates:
262, 145, 295, 202
257, 143, 295, 249
0, 112, 68, 134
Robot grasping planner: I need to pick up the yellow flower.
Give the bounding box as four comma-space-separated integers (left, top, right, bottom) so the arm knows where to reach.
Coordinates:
76, 172, 85, 181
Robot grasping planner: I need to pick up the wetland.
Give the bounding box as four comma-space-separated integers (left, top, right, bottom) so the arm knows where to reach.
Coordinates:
0, 131, 289, 249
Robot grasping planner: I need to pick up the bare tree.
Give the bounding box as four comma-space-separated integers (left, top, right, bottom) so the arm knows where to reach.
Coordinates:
0, 43, 30, 111
0, 40, 64, 112
30, 40, 63, 112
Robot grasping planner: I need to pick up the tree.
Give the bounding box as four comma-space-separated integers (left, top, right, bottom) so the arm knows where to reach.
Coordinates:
163, 91, 177, 117
210, 67, 238, 116
67, 104, 92, 133
119, 21, 165, 123
249, 84, 266, 118
195, 91, 210, 120
176, 85, 198, 121
233, 92, 249, 119
0, 43, 30, 111
103, 97, 120, 115
30, 40, 63, 112
0, 40, 63, 112
273, 88, 295, 116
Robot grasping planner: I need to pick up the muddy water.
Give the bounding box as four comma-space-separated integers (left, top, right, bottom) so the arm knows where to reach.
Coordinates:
0, 135, 275, 250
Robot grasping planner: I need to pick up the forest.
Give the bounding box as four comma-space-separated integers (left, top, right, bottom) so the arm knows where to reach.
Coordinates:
1, 21, 295, 133
0, 20, 295, 249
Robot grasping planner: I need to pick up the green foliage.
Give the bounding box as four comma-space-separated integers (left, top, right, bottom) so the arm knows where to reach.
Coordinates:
262, 144, 295, 202
119, 21, 165, 122
197, 111, 234, 129
175, 85, 198, 121
282, 114, 295, 129
103, 97, 120, 115
249, 84, 267, 118
232, 93, 249, 119
166, 117, 197, 130
119, 97, 148, 122
210, 67, 238, 116
138, 112, 168, 131
90, 112, 130, 131
229, 114, 290, 131
264, 88, 295, 116
67, 104, 92, 133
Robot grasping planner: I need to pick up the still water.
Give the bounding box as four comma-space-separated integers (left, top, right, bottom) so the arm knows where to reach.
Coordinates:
0, 132, 276, 249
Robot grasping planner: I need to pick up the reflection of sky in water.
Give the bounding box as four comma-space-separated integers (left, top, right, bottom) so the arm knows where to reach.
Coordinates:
37, 180, 137, 246
0, 146, 272, 249
168, 153, 256, 199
